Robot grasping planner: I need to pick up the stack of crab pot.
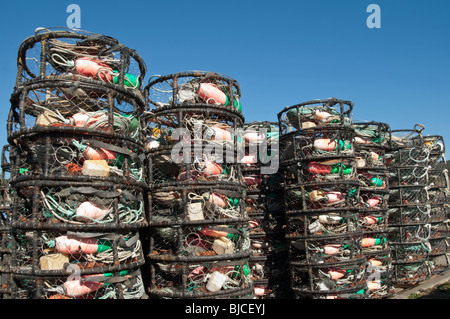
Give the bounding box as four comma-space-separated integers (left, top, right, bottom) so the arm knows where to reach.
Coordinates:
6, 27, 148, 299
143, 71, 253, 299
386, 125, 432, 286
352, 121, 394, 298
278, 98, 368, 299
0, 145, 13, 299
241, 121, 291, 299
420, 135, 449, 275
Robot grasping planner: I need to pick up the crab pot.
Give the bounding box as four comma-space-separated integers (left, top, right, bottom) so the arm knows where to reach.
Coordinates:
391, 259, 430, 286
284, 181, 360, 213
10, 131, 146, 185
390, 242, 429, 264
285, 207, 360, 240
148, 183, 246, 223
146, 146, 243, 187
10, 228, 144, 274
428, 254, 450, 275
427, 165, 449, 189
388, 185, 430, 204
10, 267, 146, 299
144, 107, 245, 154
147, 257, 253, 299
288, 233, 364, 265
429, 204, 447, 223
279, 126, 355, 167
352, 121, 390, 150
8, 79, 144, 140
11, 179, 147, 230
387, 128, 428, 167
145, 71, 242, 114
15, 27, 146, 92
0, 213, 12, 299
387, 205, 431, 225
387, 166, 431, 186
277, 98, 353, 135
290, 258, 368, 299
421, 135, 445, 166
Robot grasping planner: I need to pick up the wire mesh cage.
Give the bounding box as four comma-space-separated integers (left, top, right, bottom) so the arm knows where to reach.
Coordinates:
8, 79, 145, 139
277, 98, 353, 135
12, 179, 147, 230
145, 71, 242, 114
290, 258, 368, 299
10, 229, 145, 276
10, 267, 146, 299
148, 258, 254, 299
16, 27, 147, 93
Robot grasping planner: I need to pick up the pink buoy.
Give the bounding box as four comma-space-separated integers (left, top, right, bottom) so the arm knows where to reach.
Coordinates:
83, 146, 116, 163
327, 269, 346, 280
326, 191, 344, 203
209, 193, 228, 208
63, 276, 104, 297
313, 139, 337, 151
323, 244, 342, 255
75, 202, 109, 221
210, 127, 232, 141
197, 83, 227, 105
75, 57, 113, 82
366, 196, 381, 208
55, 235, 100, 255
314, 110, 332, 121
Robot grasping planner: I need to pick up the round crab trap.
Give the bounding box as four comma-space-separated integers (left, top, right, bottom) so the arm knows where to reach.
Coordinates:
0, 145, 13, 299
9, 228, 146, 299
420, 135, 445, 166
391, 258, 430, 286
8, 78, 145, 141
11, 179, 147, 230
279, 125, 356, 165
11, 267, 146, 299
147, 258, 254, 299
145, 71, 243, 114
277, 98, 353, 135
284, 180, 361, 215
16, 27, 146, 93
143, 104, 244, 153
146, 146, 243, 187
290, 258, 368, 299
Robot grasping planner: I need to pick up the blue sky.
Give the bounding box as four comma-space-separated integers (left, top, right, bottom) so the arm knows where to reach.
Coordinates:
0, 0, 449, 158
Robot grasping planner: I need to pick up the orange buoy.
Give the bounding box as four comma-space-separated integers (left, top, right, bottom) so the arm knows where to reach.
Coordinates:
83, 146, 116, 163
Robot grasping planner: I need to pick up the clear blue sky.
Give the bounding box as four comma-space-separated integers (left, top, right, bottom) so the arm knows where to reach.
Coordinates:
0, 0, 449, 158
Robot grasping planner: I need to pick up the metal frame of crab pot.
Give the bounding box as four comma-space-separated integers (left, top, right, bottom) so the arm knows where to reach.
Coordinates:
145, 71, 242, 115
9, 266, 146, 299
15, 27, 147, 93
277, 98, 353, 136
0, 145, 13, 299
386, 128, 433, 285
146, 182, 252, 299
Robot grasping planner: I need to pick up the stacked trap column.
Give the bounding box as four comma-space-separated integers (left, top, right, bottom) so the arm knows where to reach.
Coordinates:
278, 98, 368, 299
352, 121, 394, 298
144, 71, 253, 298
0, 145, 13, 299
421, 135, 449, 274
241, 121, 290, 299
7, 28, 148, 299
386, 126, 432, 286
